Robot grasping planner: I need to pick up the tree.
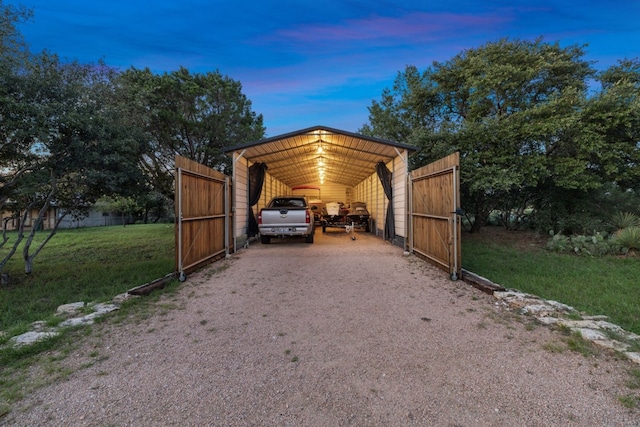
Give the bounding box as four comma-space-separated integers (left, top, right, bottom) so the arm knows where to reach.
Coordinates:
583, 59, 640, 189
95, 195, 141, 226
1, 53, 146, 276
362, 38, 597, 232
116, 67, 266, 199
525, 59, 640, 234
0, 0, 31, 61
0, 1, 34, 216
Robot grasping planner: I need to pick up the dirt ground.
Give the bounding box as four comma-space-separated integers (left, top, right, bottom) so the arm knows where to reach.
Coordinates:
3, 230, 639, 426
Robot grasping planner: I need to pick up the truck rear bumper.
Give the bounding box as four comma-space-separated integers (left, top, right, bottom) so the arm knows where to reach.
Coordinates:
259, 226, 313, 236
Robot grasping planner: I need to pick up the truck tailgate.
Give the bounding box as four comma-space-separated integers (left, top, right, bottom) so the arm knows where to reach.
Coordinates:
259, 207, 307, 226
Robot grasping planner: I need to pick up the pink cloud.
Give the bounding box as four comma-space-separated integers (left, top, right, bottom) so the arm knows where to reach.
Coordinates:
272, 11, 511, 45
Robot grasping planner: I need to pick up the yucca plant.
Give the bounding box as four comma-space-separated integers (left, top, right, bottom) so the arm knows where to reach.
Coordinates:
614, 226, 640, 255
611, 212, 640, 230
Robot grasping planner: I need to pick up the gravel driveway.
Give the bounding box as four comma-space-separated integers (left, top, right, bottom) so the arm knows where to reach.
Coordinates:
4, 231, 639, 426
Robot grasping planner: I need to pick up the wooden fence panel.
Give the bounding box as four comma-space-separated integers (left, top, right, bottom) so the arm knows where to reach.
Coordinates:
409, 152, 461, 279
175, 156, 230, 278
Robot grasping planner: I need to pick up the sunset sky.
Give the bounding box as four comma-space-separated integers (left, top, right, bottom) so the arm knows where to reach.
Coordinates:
8, 0, 640, 137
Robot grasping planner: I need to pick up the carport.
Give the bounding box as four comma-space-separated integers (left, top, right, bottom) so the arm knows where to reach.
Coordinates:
175, 125, 461, 280
224, 126, 413, 246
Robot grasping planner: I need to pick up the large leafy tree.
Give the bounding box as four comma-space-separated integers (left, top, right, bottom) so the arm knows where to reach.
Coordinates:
583, 59, 640, 189
0, 1, 34, 216
117, 67, 266, 199
1, 52, 146, 275
362, 38, 600, 232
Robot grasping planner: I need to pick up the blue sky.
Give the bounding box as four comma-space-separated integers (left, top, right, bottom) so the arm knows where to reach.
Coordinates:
7, 0, 640, 137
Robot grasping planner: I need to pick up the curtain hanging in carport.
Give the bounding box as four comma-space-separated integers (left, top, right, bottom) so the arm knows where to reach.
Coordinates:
248, 162, 267, 237
375, 162, 394, 241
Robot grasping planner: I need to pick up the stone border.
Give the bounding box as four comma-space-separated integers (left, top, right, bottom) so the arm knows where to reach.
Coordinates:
2, 274, 181, 348
5, 294, 139, 348
461, 269, 640, 364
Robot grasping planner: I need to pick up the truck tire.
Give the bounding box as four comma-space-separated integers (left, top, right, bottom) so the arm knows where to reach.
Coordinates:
260, 235, 271, 244
305, 233, 314, 243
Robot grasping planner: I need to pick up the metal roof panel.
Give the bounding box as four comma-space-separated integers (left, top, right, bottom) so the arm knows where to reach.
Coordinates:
224, 125, 417, 187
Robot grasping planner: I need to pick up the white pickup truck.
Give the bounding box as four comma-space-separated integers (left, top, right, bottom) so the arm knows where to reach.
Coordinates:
257, 196, 315, 244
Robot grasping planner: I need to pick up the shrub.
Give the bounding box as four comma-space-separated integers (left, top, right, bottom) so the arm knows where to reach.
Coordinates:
614, 226, 640, 255
611, 212, 640, 230
546, 231, 617, 256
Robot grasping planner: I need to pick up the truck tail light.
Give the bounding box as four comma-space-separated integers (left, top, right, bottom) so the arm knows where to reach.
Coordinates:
306, 210, 311, 224
258, 210, 263, 225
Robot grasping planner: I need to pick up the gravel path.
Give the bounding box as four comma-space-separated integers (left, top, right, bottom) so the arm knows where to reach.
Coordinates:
3, 231, 639, 426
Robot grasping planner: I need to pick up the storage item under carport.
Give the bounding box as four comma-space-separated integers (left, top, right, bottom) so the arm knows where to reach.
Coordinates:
321, 201, 370, 233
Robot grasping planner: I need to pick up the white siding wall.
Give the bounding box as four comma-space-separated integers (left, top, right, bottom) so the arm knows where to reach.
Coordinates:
233, 153, 248, 241
285, 182, 352, 204
352, 149, 409, 241
392, 150, 408, 239
353, 174, 384, 237
235, 159, 289, 241
316, 183, 350, 204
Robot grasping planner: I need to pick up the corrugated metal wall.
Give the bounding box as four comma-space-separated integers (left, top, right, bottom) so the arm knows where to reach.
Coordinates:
352, 150, 408, 242
393, 153, 408, 240
233, 152, 248, 242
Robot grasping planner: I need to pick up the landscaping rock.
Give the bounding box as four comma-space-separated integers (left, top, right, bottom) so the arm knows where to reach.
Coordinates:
112, 292, 139, 304
55, 302, 86, 318
495, 288, 640, 365
10, 331, 59, 347
5, 302, 121, 349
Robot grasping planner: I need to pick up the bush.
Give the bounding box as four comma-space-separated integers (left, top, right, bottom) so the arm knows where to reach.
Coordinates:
611, 212, 640, 230
531, 185, 640, 235
614, 226, 640, 255
546, 231, 618, 256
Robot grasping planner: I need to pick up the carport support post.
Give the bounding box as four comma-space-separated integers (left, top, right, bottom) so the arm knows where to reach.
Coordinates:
177, 167, 185, 281
407, 173, 413, 254
451, 165, 459, 281
225, 176, 230, 257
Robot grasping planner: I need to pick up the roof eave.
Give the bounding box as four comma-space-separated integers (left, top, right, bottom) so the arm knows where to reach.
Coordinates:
223, 125, 417, 155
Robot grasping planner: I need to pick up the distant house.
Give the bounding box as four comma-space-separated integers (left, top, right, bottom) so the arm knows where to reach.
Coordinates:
2, 204, 125, 231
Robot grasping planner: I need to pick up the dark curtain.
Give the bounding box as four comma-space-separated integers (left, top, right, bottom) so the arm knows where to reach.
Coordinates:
376, 162, 394, 241
248, 162, 268, 237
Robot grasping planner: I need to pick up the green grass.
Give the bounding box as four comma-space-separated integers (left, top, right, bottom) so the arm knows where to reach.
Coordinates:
0, 224, 175, 333
0, 224, 176, 415
463, 227, 640, 335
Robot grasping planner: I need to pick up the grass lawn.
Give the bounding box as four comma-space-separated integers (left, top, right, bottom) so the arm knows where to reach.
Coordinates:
463, 227, 640, 336
0, 224, 175, 335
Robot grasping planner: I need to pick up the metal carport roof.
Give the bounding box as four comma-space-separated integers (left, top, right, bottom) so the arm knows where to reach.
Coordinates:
224, 125, 417, 188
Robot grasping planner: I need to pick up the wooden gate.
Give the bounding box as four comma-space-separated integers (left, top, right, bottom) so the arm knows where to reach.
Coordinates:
175, 155, 231, 280
409, 152, 461, 280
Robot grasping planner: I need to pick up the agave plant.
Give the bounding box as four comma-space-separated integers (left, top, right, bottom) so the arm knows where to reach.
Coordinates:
614, 226, 640, 255
611, 212, 640, 230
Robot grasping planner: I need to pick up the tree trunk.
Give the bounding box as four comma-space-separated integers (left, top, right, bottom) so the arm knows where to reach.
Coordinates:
24, 256, 34, 274
469, 192, 488, 233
